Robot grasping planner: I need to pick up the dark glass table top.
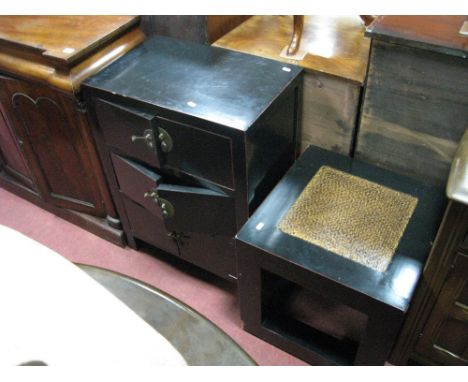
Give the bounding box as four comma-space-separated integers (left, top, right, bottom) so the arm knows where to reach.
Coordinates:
78, 264, 256, 366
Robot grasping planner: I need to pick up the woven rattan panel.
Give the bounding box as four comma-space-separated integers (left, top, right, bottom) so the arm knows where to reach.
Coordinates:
278, 166, 418, 272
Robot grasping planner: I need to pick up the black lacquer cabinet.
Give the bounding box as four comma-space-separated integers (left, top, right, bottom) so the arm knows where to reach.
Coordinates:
83, 36, 303, 280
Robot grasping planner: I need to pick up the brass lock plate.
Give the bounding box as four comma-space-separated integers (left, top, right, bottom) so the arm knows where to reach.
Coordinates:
157, 127, 173, 153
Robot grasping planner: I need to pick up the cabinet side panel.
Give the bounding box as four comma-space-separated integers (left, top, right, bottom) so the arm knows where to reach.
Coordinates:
246, 83, 298, 213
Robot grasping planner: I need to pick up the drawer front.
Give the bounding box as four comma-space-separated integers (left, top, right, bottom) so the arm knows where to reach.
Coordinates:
157, 117, 234, 189
95, 99, 160, 168
122, 196, 179, 256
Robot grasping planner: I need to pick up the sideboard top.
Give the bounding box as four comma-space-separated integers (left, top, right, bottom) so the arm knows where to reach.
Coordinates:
0, 16, 145, 94
367, 16, 468, 58
83, 36, 303, 131
0, 16, 139, 65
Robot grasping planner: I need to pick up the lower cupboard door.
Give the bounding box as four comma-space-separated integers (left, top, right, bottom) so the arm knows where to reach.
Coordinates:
122, 195, 179, 256
177, 232, 237, 281
157, 183, 236, 237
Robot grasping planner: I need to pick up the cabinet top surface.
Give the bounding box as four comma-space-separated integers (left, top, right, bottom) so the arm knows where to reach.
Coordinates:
83, 36, 302, 131
367, 16, 468, 58
0, 16, 139, 65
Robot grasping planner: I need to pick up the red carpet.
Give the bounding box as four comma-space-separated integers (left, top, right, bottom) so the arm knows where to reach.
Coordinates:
0, 187, 307, 366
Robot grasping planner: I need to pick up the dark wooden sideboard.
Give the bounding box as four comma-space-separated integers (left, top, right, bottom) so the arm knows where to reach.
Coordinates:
390, 129, 468, 366
82, 36, 303, 280
0, 16, 145, 245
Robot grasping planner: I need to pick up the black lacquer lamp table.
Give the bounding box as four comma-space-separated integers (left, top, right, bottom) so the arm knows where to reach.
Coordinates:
235, 145, 446, 365
79, 264, 255, 366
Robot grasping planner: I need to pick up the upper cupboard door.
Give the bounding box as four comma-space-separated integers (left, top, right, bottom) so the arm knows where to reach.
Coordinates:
93, 98, 235, 189
0, 99, 36, 191
0, 75, 105, 215
157, 117, 234, 190
94, 99, 160, 168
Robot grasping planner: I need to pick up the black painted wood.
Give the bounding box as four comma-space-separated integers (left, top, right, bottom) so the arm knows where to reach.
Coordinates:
95, 99, 160, 168
157, 183, 236, 236
236, 145, 447, 364
110, 153, 162, 217
84, 36, 302, 132
121, 195, 179, 256
83, 36, 303, 280
157, 116, 235, 189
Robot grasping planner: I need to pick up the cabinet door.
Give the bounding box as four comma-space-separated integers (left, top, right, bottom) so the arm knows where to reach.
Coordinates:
110, 153, 237, 277
0, 100, 37, 191
0, 75, 106, 215
157, 183, 236, 236
416, 252, 468, 365
111, 153, 236, 236
93, 98, 235, 190
157, 116, 234, 189
94, 99, 161, 168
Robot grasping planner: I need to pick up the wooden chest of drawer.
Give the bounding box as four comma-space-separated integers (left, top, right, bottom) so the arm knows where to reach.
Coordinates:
83, 36, 303, 280
390, 126, 468, 366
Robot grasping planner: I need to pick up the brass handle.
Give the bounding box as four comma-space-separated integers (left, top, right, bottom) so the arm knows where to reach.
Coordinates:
144, 189, 158, 199
157, 127, 173, 153
131, 129, 155, 149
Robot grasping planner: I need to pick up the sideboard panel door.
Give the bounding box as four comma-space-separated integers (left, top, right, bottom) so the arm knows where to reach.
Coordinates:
0, 101, 36, 191
415, 252, 468, 365
0, 76, 105, 215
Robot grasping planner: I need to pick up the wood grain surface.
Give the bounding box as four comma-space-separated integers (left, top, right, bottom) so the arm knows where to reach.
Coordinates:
367, 16, 468, 58
357, 40, 468, 186
0, 16, 138, 245
140, 16, 250, 44
0, 16, 139, 64
213, 15, 371, 84
0, 27, 145, 93
206, 16, 251, 44
213, 15, 370, 156
301, 73, 360, 155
